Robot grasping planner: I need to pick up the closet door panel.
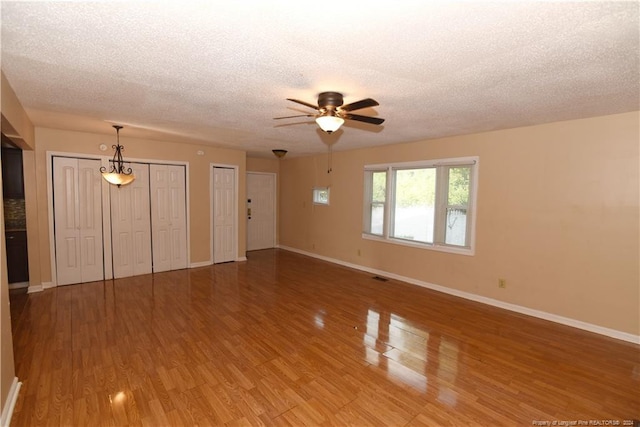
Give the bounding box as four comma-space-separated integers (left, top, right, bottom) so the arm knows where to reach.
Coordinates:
110, 164, 152, 279
168, 166, 187, 269
53, 157, 104, 285
77, 159, 104, 283
53, 157, 81, 285
128, 164, 152, 276
150, 164, 187, 272
213, 167, 235, 263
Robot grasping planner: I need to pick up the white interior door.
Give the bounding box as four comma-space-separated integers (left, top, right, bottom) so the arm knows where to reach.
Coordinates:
53, 157, 104, 285
110, 163, 152, 279
150, 164, 187, 272
213, 167, 235, 263
247, 172, 276, 251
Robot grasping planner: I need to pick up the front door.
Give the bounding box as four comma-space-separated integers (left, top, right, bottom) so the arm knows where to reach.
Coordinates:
247, 172, 276, 251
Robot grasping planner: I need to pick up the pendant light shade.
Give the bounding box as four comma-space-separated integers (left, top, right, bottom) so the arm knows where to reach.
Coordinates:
101, 172, 135, 186
272, 149, 287, 159
315, 114, 344, 134
100, 125, 135, 187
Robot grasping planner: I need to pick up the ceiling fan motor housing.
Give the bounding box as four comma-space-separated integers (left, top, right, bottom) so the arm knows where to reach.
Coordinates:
318, 92, 344, 108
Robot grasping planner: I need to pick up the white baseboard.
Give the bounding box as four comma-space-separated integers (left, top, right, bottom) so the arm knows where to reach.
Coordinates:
8, 282, 29, 290
278, 245, 640, 345
0, 377, 21, 427
190, 257, 246, 267
189, 260, 212, 268
27, 281, 54, 294
27, 284, 42, 293
191, 258, 246, 267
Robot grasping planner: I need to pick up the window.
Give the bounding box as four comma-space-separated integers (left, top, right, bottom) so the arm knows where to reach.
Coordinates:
313, 187, 330, 205
364, 171, 386, 235
363, 157, 478, 255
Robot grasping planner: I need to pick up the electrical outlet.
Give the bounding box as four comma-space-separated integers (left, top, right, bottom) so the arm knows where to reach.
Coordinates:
499, 279, 506, 289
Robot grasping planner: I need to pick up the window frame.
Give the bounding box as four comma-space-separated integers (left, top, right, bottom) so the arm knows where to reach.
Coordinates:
312, 187, 330, 205
362, 156, 479, 256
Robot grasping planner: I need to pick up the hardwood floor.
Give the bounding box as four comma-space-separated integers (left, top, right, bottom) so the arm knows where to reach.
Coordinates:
8, 249, 640, 426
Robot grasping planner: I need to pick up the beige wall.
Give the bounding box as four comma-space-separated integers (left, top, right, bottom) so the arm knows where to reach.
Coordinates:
1, 72, 34, 150
0, 71, 29, 419
246, 157, 279, 174
31, 127, 247, 284
22, 150, 42, 289
279, 111, 640, 336
0, 164, 17, 421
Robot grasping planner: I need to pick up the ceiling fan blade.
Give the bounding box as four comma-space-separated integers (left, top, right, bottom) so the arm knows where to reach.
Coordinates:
343, 113, 385, 125
286, 98, 319, 110
340, 98, 379, 112
273, 114, 315, 120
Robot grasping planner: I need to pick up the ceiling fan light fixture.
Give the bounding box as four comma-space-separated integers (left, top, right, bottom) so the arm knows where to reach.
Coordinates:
276, 92, 383, 132
315, 115, 344, 134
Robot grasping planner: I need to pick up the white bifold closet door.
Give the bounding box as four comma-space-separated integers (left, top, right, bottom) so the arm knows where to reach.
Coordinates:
213, 167, 236, 263
110, 164, 152, 278
150, 164, 187, 272
53, 157, 104, 286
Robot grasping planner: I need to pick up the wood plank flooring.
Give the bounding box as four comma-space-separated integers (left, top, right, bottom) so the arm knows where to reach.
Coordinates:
9, 249, 640, 426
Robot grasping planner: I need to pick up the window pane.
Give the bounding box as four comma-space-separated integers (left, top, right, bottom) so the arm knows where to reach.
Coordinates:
370, 202, 384, 235
372, 171, 386, 202
365, 171, 386, 235
392, 168, 436, 243
445, 208, 467, 246
447, 167, 470, 206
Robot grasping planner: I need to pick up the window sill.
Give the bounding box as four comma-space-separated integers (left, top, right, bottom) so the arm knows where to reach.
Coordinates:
362, 233, 475, 256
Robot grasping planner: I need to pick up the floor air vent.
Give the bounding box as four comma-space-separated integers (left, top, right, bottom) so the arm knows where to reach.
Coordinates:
372, 275, 389, 282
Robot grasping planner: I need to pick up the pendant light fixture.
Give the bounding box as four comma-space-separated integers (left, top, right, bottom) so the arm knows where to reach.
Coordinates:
100, 125, 135, 187
272, 149, 287, 159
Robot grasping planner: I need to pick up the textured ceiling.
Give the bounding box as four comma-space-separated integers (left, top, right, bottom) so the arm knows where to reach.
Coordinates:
1, 1, 638, 158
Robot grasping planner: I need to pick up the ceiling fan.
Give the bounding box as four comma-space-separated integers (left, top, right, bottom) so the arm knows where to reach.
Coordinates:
274, 91, 385, 133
